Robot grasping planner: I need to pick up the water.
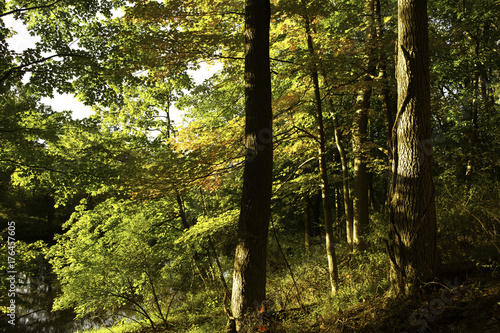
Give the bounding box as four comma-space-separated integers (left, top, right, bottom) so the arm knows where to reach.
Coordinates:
1, 263, 111, 333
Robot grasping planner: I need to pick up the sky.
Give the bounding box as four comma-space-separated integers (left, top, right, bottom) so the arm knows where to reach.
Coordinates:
3, 15, 221, 122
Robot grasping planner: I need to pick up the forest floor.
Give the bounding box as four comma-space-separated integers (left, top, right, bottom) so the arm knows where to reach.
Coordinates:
127, 258, 500, 333
279, 263, 500, 333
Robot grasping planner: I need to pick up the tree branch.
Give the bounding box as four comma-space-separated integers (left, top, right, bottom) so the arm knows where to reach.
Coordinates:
0, 0, 64, 18
0, 158, 95, 177
0, 53, 91, 84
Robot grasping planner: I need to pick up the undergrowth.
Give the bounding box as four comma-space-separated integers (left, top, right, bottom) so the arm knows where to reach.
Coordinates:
81, 192, 499, 333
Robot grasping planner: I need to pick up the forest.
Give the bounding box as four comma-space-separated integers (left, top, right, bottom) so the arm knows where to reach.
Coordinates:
1, 0, 499, 332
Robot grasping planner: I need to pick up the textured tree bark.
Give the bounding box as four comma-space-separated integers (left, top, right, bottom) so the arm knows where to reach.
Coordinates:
387, 0, 438, 296
229, 0, 273, 331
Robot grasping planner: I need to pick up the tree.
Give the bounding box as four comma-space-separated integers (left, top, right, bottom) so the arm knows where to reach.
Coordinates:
229, 0, 273, 331
0, 0, 116, 96
48, 198, 187, 332
428, 0, 500, 187
331, 112, 353, 248
304, 10, 339, 295
387, 0, 438, 295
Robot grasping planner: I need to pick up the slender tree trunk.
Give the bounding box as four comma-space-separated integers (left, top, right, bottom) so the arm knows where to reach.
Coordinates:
229, 0, 273, 331
352, 88, 371, 251
165, 94, 172, 138
313, 192, 322, 235
199, 190, 232, 315
332, 113, 354, 249
176, 192, 190, 229
465, 40, 480, 187
322, 72, 354, 250
374, 0, 396, 161
305, 16, 339, 295
387, 0, 438, 296
334, 185, 342, 238
368, 173, 376, 210
303, 195, 313, 254
374, 0, 397, 214
352, 0, 377, 252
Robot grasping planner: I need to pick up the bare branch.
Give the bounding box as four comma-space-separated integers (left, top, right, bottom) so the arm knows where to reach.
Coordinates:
0, 53, 91, 84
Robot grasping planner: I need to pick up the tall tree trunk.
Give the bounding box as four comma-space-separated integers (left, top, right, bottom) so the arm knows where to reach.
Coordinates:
352, 88, 371, 251
387, 0, 438, 296
321, 72, 354, 250
305, 15, 339, 295
374, 0, 396, 162
465, 40, 480, 187
332, 113, 354, 249
176, 192, 190, 229
229, 0, 273, 331
352, 0, 377, 252
334, 185, 342, 238
313, 192, 322, 235
303, 194, 313, 254
374, 0, 397, 217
